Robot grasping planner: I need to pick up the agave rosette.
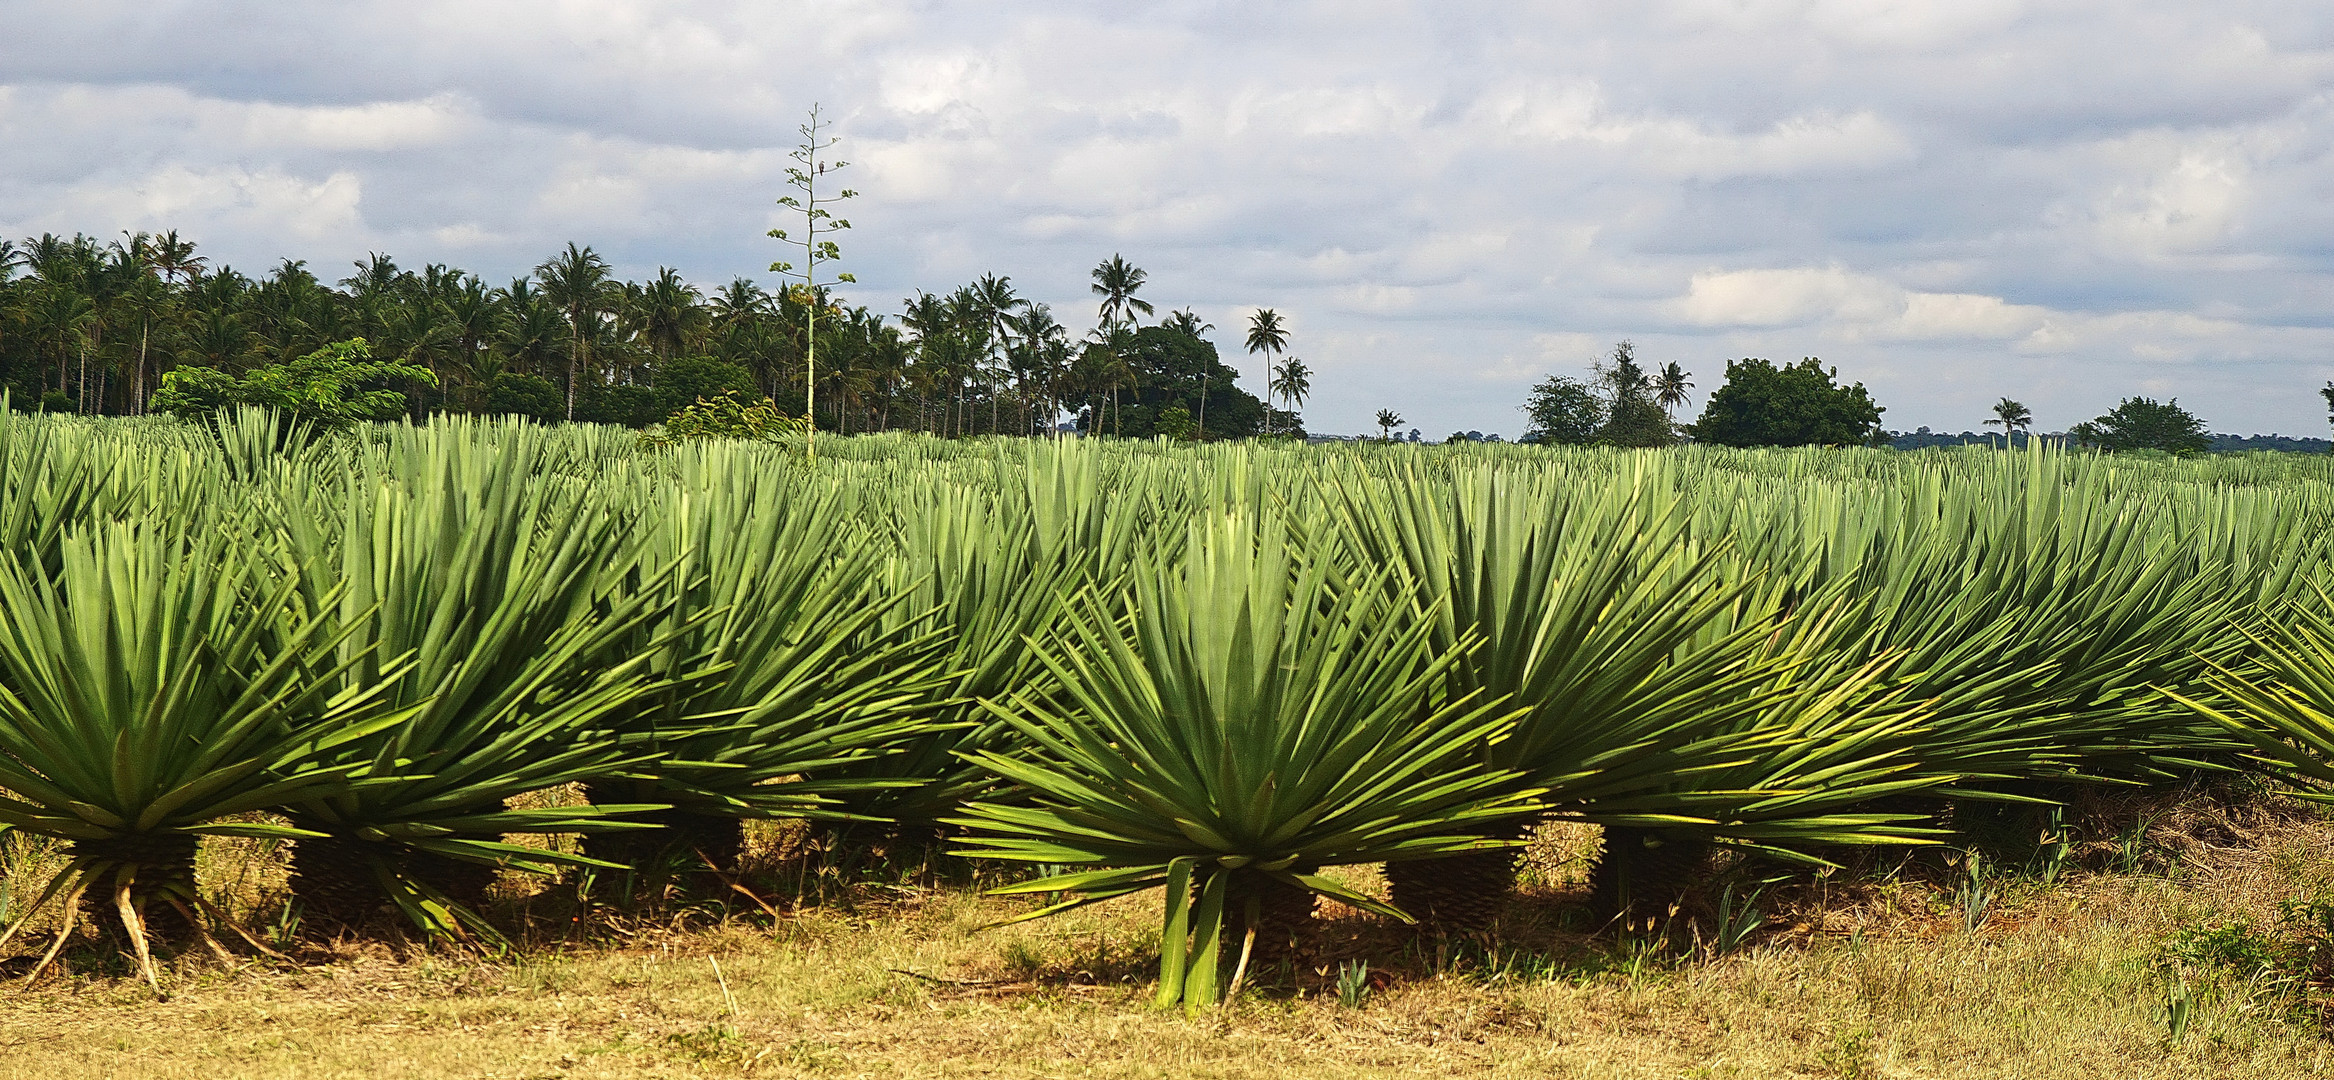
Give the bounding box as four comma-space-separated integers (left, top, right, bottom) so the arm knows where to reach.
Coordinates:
951, 508, 1538, 1009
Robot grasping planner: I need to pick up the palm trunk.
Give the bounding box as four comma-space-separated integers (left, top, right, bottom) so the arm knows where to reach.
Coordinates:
564, 340, 580, 420
135, 323, 148, 415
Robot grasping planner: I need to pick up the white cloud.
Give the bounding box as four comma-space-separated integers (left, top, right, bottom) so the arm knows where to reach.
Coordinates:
234, 94, 476, 152
4, 2, 2334, 435
1476, 87, 1918, 179
39, 165, 364, 245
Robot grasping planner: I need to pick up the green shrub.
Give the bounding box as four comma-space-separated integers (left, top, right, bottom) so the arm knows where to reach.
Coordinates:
641, 390, 808, 447
148, 338, 433, 426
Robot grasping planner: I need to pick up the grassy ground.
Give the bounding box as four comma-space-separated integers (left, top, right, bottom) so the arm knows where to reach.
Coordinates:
4, 804, 2333, 1079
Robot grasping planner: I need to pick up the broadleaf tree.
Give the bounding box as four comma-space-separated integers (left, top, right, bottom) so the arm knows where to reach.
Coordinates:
2070, 397, 2210, 455
1690, 358, 1885, 447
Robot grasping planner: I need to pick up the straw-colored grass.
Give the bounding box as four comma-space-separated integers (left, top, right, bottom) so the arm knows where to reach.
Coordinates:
5, 796, 2333, 1079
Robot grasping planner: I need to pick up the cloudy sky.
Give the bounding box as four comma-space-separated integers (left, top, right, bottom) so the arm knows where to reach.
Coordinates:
6, 2, 2333, 437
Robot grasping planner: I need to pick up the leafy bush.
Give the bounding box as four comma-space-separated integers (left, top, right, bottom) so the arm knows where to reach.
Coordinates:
1520, 375, 1602, 445
658, 356, 760, 407
148, 338, 433, 426
641, 390, 808, 447
1155, 405, 1199, 441
482, 372, 563, 421
574, 383, 674, 428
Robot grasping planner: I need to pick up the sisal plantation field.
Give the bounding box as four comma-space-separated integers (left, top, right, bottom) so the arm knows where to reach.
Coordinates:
4, 412, 2334, 1075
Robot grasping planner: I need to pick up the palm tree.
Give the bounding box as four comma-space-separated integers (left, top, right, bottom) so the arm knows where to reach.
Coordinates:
945, 284, 990, 434
1245, 310, 1289, 435
116, 271, 172, 415
174, 306, 258, 373
248, 260, 337, 362
1091, 255, 1154, 327
1163, 308, 1213, 338
1271, 356, 1311, 433
1986, 397, 2033, 446
898, 291, 954, 434
150, 230, 204, 286
710, 278, 771, 331
636, 267, 704, 362
342, 252, 402, 305
535, 243, 618, 419
1655, 362, 1694, 422
1376, 408, 1403, 442
1011, 302, 1069, 434
973, 274, 1022, 435
495, 287, 567, 382
0, 240, 21, 377
1083, 323, 1138, 436
25, 283, 94, 400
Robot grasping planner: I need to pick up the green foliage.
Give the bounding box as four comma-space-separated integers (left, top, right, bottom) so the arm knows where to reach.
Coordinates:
1154, 404, 1199, 441
482, 373, 562, 420
274, 433, 676, 937
0, 411, 2330, 1004
950, 510, 1539, 1010
1599, 395, 1675, 448
2160, 899, 2334, 1014
659, 356, 760, 405
1126, 326, 1263, 439
149, 338, 433, 426
0, 521, 405, 987
1335, 960, 1372, 1008
2072, 397, 2211, 455
1322, 466, 1940, 861
641, 390, 808, 448
1592, 341, 1676, 447
1690, 357, 1885, 447
597, 442, 952, 824
575, 383, 676, 428
1520, 374, 1602, 444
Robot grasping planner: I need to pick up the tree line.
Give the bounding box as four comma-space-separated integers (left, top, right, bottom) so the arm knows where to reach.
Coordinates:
0, 231, 1316, 440
1523, 342, 2320, 455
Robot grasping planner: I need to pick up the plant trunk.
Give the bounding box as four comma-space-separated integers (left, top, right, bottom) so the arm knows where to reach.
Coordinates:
72, 833, 200, 946
289, 835, 390, 935
581, 781, 746, 881
565, 335, 581, 420
1588, 826, 1712, 929
1383, 818, 1533, 936
1385, 849, 1521, 937
1223, 873, 1316, 981
404, 848, 500, 912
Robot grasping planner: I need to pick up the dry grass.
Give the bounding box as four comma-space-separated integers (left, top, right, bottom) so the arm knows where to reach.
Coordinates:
4, 793, 2334, 1079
